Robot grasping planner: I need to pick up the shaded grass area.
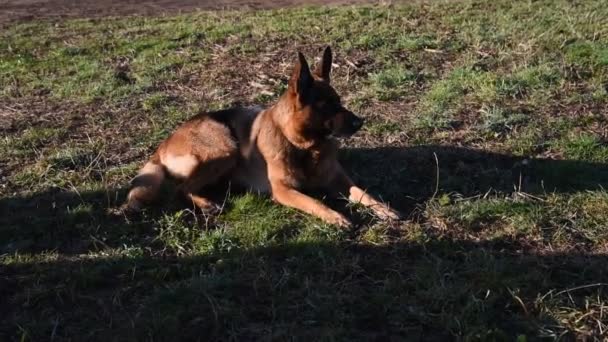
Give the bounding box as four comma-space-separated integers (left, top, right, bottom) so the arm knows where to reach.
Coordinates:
2, 147, 608, 340
1, 0, 608, 340
4, 238, 607, 341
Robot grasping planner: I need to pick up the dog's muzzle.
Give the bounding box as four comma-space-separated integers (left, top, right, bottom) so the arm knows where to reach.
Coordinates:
343, 112, 364, 136
329, 110, 365, 137
351, 117, 364, 131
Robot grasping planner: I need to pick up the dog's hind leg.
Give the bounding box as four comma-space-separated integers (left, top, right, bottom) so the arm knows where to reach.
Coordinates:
177, 155, 237, 214
159, 117, 239, 214
125, 156, 166, 211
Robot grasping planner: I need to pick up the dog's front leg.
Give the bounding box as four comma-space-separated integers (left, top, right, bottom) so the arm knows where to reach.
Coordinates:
329, 164, 401, 221
271, 181, 352, 228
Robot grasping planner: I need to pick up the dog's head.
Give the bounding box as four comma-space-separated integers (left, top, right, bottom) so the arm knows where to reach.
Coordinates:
284, 46, 364, 139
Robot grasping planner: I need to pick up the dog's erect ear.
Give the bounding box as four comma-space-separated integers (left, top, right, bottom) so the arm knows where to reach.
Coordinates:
314, 46, 332, 82
289, 52, 313, 99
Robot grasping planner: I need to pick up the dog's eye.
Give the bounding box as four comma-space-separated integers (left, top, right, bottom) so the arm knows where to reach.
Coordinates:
314, 97, 341, 118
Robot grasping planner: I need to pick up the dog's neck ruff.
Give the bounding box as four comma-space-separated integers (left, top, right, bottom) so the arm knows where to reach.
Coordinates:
268, 100, 325, 150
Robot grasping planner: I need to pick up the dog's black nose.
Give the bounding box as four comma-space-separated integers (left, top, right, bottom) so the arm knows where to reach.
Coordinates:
352, 117, 364, 130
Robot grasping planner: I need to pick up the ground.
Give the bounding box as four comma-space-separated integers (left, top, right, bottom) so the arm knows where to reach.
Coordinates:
1, 0, 608, 340
0, 0, 372, 26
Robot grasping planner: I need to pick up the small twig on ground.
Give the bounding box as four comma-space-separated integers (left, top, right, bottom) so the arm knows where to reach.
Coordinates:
430, 152, 439, 201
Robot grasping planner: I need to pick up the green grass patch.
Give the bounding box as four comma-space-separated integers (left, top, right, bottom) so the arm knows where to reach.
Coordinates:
479, 106, 529, 134
2, 0, 608, 340
414, 68, 497, 130
368, 64, 417, 101
553, 132, 608, 163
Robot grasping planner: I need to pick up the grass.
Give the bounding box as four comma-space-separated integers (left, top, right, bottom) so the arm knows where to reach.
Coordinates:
1, 0, 608, 340
369, 64, 417, 101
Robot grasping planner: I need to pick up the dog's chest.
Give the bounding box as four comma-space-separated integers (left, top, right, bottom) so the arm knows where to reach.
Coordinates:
287, 143, 336, 187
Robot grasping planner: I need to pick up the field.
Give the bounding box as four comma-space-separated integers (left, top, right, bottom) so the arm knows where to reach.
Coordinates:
1, 0, 608, 340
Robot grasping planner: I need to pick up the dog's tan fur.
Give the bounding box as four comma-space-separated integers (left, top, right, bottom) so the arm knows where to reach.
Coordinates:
126, 47, 400, 227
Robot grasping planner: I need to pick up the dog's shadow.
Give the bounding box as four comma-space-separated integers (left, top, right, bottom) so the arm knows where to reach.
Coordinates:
1, 145, 607, 255
341, 145, 608, 214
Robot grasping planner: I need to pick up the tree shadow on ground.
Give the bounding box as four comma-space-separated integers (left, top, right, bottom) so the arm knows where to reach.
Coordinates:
1, 145, 607, 255
2, 238, 607, 341
1, 145, 608, 340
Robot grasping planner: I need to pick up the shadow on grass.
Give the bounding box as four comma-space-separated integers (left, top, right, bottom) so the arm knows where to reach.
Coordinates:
341, 145, 608, 213
0, 186, 136, 255
1, 145, 608, 340
2, 238, 607, 340
1, 145, 608, 255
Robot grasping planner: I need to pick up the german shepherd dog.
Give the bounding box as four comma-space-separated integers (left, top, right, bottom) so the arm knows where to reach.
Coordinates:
125, 47, 400, 227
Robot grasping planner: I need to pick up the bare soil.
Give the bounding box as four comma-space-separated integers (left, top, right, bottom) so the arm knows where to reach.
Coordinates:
0, 0, 376, 25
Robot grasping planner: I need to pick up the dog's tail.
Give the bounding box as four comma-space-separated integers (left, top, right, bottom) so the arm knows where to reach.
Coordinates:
125, 154, 165, 211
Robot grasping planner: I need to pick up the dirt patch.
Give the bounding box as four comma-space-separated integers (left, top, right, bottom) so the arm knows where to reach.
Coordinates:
0, 0, 378, 26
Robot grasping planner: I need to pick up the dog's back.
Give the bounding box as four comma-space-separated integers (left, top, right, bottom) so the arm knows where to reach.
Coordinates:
204, 106, 264, 144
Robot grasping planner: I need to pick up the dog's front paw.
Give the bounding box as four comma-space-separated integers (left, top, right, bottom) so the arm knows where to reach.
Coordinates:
328, 212, 353, 228
375, 205, 401, 221
198, 203, 222, 216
